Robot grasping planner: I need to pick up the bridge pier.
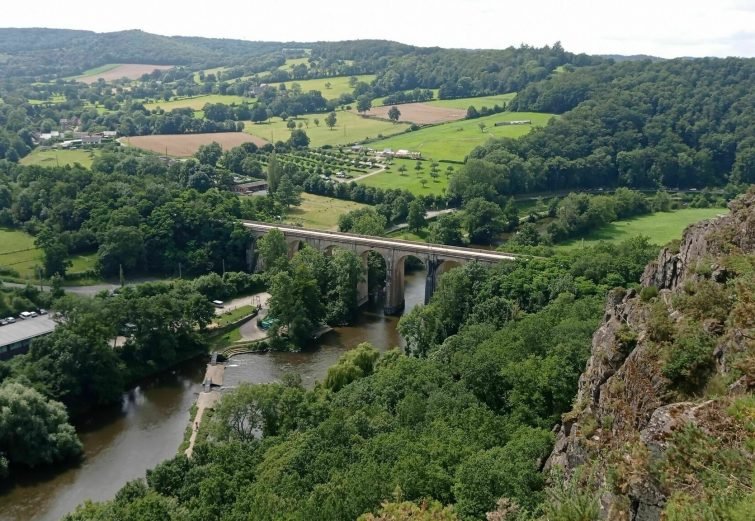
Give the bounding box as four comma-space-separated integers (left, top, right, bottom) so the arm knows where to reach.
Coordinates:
357, 252, 369, 306
424, 257, 440, 305
384, 252, 405, 315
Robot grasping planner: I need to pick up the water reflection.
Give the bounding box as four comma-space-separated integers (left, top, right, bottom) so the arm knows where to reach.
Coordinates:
0, 270, 425, 520
0, 360, 206, 521
224, 269, 425, 389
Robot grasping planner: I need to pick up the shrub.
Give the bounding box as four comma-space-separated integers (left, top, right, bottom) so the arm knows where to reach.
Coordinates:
640, 286, 659, 302
662, 325, 716, 392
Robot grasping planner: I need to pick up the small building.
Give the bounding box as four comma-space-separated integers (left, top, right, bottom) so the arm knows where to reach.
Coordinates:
0, 316, 58, 361
377, 148, 394, 158
82, 135, 103, 145
395, 149, 421, 159
232, 180, 269, 194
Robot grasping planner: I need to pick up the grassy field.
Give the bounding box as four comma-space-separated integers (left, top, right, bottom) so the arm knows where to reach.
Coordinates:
143, 94, 248, 111
282, 193, 368, 230
360, 158, 451, 196
214, 305, 255, 327
555, 208, 729, 250
279, 57, 310, 70
245, 109, 408, 147
366, 111, 555, 162
427, 93, 516, 110
0, 228, 41, 279
20, 148, 98, 168
267, 74, 375, 100
193, 67, 228, 84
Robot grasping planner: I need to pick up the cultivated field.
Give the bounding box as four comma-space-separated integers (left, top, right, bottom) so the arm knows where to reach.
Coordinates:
143, 94, 249, 111
367, 111, 554, 162
75, 64, 174, 84
282, 193, 368, 230
244, 110, 408, 148
555, 208, 729, 250
20, 148, 99, 168
267, 74, 375, 100
360, 103, 466, 125
428, 93, 516, 110
123, 132, 268, 156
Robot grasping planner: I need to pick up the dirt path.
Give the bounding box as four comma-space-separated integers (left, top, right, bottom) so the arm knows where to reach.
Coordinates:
184, 390, 220, 458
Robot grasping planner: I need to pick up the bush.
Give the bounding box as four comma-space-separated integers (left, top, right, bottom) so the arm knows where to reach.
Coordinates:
662, 325, 716, 392
640, 286, 659, 302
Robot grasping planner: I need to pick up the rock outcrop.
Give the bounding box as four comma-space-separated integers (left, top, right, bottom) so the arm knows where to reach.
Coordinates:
546, 191, 755, 520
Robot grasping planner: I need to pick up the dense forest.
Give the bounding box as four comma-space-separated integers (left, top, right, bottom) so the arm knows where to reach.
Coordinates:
457, 58, 755, 199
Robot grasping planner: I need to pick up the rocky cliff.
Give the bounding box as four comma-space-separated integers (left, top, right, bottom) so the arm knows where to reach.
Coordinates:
546, 191, 755, 520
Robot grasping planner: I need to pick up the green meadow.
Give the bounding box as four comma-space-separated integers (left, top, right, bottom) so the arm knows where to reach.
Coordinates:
282, 193, 369, 230
20, 149, 98, 169
366, 111, 555, 162
267, 74, 376, 100
244, 109, 408, 147
555, 208, 729, 250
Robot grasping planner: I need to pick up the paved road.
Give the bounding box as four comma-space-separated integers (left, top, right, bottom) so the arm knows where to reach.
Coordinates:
1, 279, 155, 297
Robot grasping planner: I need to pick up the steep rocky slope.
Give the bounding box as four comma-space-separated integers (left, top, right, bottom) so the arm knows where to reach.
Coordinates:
546, 191, 754, 520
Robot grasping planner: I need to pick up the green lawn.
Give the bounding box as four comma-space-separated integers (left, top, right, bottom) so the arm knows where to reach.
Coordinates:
214, 305, 255, 327
555, 208, 729, 250
245, 109, 409, 147
144, 94, 249, 111
282, 193, 368, 230
360, 158, 451, 196
366, 112, 554, 162
20, 148, 98, 169
0, 228, 41, 279
427, 93, 516, 110
267, 74, 375, 100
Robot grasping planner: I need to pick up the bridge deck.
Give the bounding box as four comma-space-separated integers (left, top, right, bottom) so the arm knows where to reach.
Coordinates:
242, 221, 520, 263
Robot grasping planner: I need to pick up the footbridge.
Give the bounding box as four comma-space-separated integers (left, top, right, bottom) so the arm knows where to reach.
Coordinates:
243, 221, 521, 314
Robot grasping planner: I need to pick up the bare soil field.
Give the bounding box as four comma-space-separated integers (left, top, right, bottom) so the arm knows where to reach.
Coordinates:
360, 103, 466, 125
77, 64, 174, 84
122, 133, 268, 156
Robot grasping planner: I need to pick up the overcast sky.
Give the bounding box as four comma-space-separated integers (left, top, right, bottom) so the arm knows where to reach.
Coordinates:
4, 0, 755, 58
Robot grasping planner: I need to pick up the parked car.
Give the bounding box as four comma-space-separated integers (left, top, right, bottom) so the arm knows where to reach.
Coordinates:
39, 309, 48, 315
19, 311, 32, 319
211, 300, 224, 308
5, 317, 16, 323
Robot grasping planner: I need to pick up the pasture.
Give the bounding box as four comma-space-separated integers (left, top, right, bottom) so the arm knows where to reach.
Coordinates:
143, 94, 249, 111
360, 103, 466, 125
20, 148, 98, 168
74, 64, 174, 84
123, 132, 268, 156
359, 158, 451, 196
555, 207, 729, 250
282, 193, 368, 230
267, 74, 375, 100
244, 110, 408, 148
0, 228, 41, 280
366, 111, 554, 162
428, 93, 516, 110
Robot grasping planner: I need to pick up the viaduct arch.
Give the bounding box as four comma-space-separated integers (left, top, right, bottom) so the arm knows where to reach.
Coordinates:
243, 221, 520, 315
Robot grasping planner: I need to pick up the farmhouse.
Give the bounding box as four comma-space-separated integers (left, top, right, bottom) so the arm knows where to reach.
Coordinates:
82, 135, 103, 145
0, 316, 58, 361
232, 180, 269, 194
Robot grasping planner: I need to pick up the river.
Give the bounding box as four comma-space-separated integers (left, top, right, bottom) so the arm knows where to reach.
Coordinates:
0, 271, 425, 521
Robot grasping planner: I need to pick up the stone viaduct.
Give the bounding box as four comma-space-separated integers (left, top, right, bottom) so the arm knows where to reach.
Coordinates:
243, 221, 521, 315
